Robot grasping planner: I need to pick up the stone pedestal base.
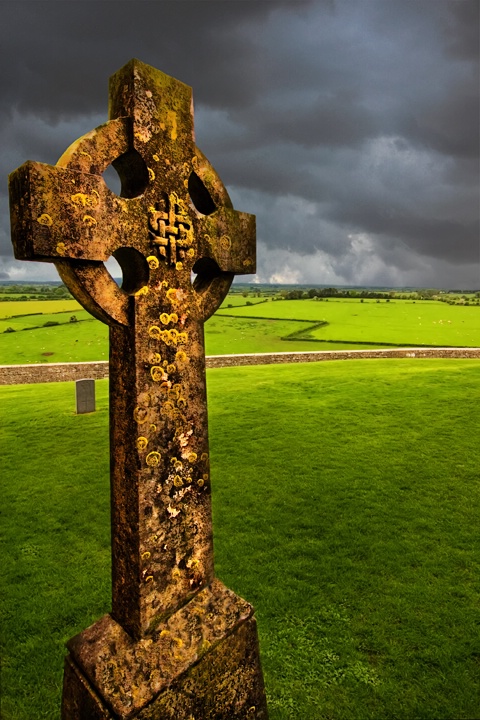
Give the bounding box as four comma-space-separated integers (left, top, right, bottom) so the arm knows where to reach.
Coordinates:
61, 579, 268, 719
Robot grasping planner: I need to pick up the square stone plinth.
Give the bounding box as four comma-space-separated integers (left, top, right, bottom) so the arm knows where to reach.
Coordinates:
61, 579, 268, 719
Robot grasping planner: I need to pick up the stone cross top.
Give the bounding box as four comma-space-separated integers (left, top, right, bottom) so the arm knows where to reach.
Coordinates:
10, 60, 267, 719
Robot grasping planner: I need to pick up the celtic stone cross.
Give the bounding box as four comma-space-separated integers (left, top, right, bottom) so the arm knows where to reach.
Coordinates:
9, 59, 267, 720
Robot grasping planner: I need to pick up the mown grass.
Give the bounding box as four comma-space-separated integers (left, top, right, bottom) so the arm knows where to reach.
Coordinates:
1, 360, 479, 719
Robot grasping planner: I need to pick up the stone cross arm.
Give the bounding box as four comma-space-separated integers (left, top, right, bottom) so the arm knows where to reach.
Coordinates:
9, 159, 255, 278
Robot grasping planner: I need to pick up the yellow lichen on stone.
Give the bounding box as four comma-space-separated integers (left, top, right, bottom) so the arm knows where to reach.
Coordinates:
147, 255, 159, 269
166, 363, 176, 374
167, 110, 177, 140
201, 452, 209, 462
148, 168, 155, 182
134, 407, 149, 424
176, 261, 183, 271
153, 154, 160, 162
37, 213, 53, 226
70, 191, 99, 207
137, 436, 149, 451
149, 325, 162, 339
173, 475, 183, 487
160, 313, 170, 325
142, 551, 151, 560
150, 352, 162, 364
186, 248, 195, 258
188, 452, 197, 463
134, 128, 151, 143
151, 366, 164, 382
82, 214, 97, 226
135, 285, 149, 296
146, 451, 161, 467
56, 242, 66, 256
220, 235, 231, 250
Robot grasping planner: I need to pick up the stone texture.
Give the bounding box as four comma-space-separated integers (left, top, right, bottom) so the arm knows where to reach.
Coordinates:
9, 59, 267, 719
76, 378, 96, 414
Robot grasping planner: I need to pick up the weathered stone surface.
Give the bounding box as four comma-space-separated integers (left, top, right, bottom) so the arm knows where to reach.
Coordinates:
64, 579, 258, 718
76, 378, 95, 414
9, 58, 267, 718
62, 613, 267, 719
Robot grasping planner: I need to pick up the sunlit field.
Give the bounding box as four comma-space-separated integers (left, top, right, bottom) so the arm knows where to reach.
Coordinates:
2, 360, 479, 719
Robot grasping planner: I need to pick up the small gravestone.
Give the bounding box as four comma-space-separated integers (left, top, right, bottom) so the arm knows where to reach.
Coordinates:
9, 60, 268, 719
75, 379, 95, 414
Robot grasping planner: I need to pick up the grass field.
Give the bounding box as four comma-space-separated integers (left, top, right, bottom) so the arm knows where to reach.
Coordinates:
2, 359, 479, 719
1, 297, 479, 365
217, 298, 480, 347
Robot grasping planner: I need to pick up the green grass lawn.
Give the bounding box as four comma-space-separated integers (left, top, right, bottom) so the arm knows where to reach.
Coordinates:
1, 359, 479, 719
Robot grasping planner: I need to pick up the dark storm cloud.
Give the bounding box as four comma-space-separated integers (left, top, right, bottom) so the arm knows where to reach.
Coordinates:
1, 0, 478, 287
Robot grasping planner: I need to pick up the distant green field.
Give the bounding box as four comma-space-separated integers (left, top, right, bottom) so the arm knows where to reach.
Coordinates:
1, 297, 478, 365
218, 298, 480, 347
0, 299, 82, 319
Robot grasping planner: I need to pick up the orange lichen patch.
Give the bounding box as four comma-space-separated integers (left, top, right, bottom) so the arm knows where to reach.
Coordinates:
37, 213, 53, 226
148, 325, 162, 339
137, 436, 148, 451
147, 255, 159, 269
134, 407, 149, 424
146, 451, 161, 467
82, 215, 97, 226
56, 242, 66, 256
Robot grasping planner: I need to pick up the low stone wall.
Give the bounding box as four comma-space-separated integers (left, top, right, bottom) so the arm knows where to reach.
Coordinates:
1, 348, 479, 385
0, 361, 109, 385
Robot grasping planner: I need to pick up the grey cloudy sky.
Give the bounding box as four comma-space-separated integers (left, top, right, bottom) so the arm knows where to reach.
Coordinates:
1, 0, 478, 288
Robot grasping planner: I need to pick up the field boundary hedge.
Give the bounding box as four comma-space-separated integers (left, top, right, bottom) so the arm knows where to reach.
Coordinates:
1, 348, 480, 385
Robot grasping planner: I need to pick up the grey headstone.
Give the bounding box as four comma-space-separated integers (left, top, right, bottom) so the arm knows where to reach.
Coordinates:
75, 379, 95, 414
